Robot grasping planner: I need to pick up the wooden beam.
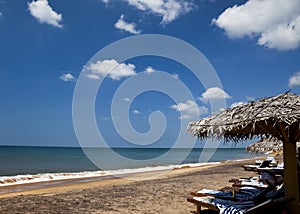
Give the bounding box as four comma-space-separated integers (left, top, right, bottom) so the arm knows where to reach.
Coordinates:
278, 122, 289, 143
256, 122, 282, 141
256, 122, 274, 134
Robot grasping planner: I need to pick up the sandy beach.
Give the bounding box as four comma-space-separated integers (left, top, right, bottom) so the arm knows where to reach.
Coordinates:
0, 159, 260, 214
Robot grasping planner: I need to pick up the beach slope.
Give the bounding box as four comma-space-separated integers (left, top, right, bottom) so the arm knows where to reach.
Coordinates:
0, 159, 257, 214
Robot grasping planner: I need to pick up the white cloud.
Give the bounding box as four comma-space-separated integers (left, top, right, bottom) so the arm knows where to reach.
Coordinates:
60, 73, 76, 82
123, 0, 194, 24
28, 0, 63, 28
114, 14, 141, 34
124, 97, 130, 102
289, 71, 300, 88
101, 0, 109, 3
258, 15, 300, 50
212, 0, 300, 50
0, 12, 2, 18
133, 109, 141, 114
230, 102, 244, 108
170, 100, 208, 119
199, 87, 231, 103
86, 74, 100, 80
86, 59, 136, 80
245, 96, 256, 101
145, 66, 155, 74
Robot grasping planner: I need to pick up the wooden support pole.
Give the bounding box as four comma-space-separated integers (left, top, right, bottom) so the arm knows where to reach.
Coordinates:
196, 205, 201, 214
283, 141, 300, 213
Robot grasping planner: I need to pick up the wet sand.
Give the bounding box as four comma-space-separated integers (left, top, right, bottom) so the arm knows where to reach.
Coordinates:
0, 159, 259, 214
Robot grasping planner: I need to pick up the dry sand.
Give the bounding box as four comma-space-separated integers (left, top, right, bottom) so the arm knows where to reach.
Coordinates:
0, 159, 259, 214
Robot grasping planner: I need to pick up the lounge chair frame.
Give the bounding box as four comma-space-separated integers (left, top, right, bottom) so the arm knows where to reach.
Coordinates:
187, 196, 294, 214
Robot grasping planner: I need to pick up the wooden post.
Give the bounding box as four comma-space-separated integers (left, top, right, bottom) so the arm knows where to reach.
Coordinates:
196, 205, 201, 214
283, 141, 300, 213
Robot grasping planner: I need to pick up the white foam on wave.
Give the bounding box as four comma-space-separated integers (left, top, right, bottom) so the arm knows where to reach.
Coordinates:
0, 162, 221, 187
0, 171, 106, 187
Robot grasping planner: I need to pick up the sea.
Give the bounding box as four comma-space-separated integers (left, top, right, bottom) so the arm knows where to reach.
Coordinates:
0, 146, 262, 192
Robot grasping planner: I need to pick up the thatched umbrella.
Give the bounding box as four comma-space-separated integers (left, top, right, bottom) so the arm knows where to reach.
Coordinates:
188, 92, 300, 213
246, 137, 300, 154
246, 137, 283, 154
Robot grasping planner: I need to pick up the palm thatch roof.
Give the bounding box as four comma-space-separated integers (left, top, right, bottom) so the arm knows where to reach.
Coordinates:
246, 137, 300, 154
188, 92, 300, 144
187, 92, 300, 213
246, 137, 283, 154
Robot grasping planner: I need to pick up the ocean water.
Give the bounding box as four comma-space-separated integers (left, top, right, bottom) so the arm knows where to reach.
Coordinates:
0, 146, 260, 188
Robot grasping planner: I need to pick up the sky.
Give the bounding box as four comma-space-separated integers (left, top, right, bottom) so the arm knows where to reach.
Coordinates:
1, 0, 300, 148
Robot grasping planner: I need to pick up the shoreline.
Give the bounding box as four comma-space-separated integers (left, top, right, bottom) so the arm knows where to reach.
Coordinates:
0, 157, 263, 197
0, 158, 261, 196
0, 159, 261, 213
0, 160, 228, 198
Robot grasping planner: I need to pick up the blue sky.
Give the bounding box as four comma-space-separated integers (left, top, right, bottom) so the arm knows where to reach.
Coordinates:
1, 0, 300, 148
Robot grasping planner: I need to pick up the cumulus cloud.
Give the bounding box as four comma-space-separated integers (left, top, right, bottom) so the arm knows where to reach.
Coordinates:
60, 73, 76, 82
85, 74, 100, 80
114, 14, 141, 34
145, 66, 155, 74
170, 100, 208, 119
199, 87, 231, 103
289, 71, 300, 88
124, 97, 130, 102
86, 59, 136, 80
133, 109, 141, 114
117, 0, 194, 24
212, 0, 300, 50
28, 0, 63, 28
246, 96, 256, 101
258, 15, 300, 50
230, 102, 244, 108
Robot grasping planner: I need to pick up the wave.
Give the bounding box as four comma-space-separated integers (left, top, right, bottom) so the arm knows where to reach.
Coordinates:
0, 162, 220, 187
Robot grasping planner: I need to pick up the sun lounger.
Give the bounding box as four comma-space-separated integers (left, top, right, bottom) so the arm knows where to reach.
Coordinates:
187, 196, 253, 214
191, 182, 284, 202
232, 180, 268, 189
257, 167, 284, 175
256, 157, 277, 165
189, 181, 285, 213
231, 171, 284, 190
230, 176, 268, 189
191, 187, 261, 201
229, 177, 259, 183
242, 160, 272, 171
265, 156, 278, 167
242, 165, 260, 171
229, 177, 267, 189
187, 196, 293, 214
